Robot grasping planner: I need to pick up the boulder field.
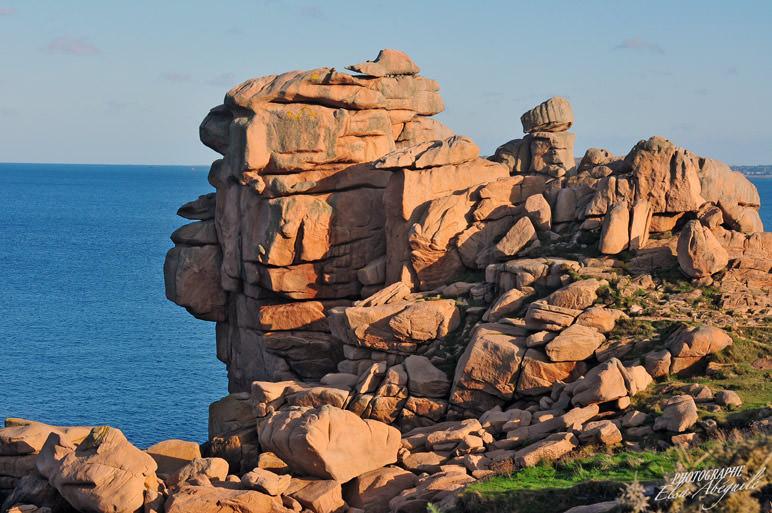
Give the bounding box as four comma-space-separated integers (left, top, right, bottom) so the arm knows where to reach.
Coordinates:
3, 49, 769, 513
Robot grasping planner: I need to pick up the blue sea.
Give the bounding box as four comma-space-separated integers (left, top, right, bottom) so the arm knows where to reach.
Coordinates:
0, 164, 771, 449
0, 163, 225, 449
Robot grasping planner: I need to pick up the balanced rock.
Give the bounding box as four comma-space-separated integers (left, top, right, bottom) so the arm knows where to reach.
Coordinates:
517, 349, 587, 396
483, 287, 534, 322
257, 406, 401, 482
521, 97, 574, 133
525, 301, 580, 331
677, 220, 729, 278
163, 244, 226, 321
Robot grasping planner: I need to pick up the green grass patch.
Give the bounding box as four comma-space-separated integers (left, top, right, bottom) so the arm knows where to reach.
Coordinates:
474, 449, 675, 492
457, 446, 709, 513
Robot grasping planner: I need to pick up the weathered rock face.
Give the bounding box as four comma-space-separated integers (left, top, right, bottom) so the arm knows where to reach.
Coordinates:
257, 406, 401, 482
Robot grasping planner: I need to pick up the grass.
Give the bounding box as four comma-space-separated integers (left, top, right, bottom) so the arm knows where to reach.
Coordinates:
457, 445, 708, 513
473, 449, 676, 492
456, 433, 772, 513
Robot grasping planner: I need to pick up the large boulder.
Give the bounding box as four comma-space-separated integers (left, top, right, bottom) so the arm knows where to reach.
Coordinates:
546, 279, 603, 310
668, 326, 733, 375
626, 137, 704, 214
257, 406, 401, 482
145, 439, 202, 477
344, 467, 418, 513
545, 325, 606, 362
677, 220, 729, 278
525, 301, 580, 331
164, 486, 283, 513
0, 421, 91, 457
653, 395, 698, 432
163, 244, 226, 321
514, 432, 578, 468
450, 324, 528, 413
492, 216, 537, 260
329, 299, 461, 353
516, 349, 587, 396
568, 359, 634, 406
599, 202, 630, 255
36, 426, 158, 513
529, 132, 576, 176
403, 355, 450, 398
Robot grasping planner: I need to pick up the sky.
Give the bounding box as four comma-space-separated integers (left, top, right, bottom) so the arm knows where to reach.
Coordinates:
0, 1, 771, 166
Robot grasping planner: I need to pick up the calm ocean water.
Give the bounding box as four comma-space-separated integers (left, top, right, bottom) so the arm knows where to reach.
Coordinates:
0, 165, 770, 449
0, 163, 225, 448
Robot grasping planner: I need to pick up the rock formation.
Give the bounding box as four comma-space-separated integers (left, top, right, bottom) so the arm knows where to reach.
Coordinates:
4, 49, 771, 513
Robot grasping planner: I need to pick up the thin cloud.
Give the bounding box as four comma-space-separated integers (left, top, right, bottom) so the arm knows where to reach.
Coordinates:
209, 72, 235, 87
615, 38, 665, 55
299, 4, 325, 19
0, 107, 18, 117
46, 36, 99, 55
0, 76, 4, 86
727, 66, 738, 75
161, 71, 191, 82
0, 7, 16, 15
693, 88, 708, 96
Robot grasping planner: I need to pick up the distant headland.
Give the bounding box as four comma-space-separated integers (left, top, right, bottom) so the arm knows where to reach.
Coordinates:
734, 165, 772, 177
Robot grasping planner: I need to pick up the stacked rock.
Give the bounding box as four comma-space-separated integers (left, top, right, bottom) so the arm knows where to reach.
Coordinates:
491, 96, 576, 177
165, 49, 458, 391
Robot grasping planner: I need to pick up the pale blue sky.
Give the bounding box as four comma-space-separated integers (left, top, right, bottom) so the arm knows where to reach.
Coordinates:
1, 1, 771, 165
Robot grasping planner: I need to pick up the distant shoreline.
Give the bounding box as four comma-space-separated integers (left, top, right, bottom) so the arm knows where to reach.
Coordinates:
733, 165, 772, 177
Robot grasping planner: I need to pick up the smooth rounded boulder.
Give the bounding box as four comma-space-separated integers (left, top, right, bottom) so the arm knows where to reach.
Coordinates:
257, 406, 401, 483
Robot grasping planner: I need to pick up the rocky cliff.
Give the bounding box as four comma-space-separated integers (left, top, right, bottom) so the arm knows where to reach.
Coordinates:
3, 49, 771, 513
